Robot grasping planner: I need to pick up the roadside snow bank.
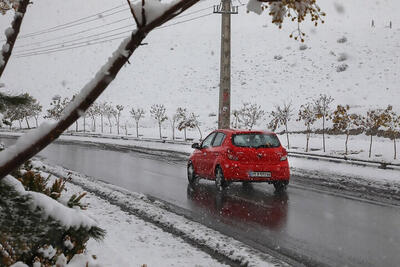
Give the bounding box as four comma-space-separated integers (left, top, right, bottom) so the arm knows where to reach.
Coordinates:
33, 160, 289, 267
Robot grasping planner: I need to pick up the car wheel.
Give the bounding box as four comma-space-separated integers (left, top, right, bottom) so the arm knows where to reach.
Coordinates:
273, 181, 288, 192
187, 163, 198, 185
215, 166, 227, 191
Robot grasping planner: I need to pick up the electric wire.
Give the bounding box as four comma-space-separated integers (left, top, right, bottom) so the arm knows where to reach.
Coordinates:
17, 3, 128, 38
14, 12, 213, 58
14, 4, 213, 50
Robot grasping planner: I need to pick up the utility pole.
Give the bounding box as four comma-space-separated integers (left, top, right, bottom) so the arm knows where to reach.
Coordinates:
214, 0, 238, 129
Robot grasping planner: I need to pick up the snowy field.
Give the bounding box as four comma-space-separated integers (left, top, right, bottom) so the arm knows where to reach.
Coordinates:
0, 0, 399, 132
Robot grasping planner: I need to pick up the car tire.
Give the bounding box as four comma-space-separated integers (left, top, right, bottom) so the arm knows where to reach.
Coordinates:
187, 163, 198, 185
273, 181, 288, 192
215, 166, 227, 191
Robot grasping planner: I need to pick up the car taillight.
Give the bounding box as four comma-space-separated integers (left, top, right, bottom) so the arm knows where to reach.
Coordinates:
226, 149, 239, 161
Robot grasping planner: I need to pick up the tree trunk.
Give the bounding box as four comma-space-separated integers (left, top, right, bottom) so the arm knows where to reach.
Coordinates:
125, 123, 128, 136
117, 116, 120, 135
18, 120, 22, 129
83, 116, 86, 133
101, 114, 104, 133
322, 116, 326, 152
0, 0, 201, 179
0, 0, 30, 78
285, 122, 290, 149
108, 118, 112, 134
196, 125, 202, 141
25, 117, 30, 129
171, 121, 175, 140
306, 125, 310, 152
369, 134, 373, 158
184, 128, 187, 141
345, 132, 349, 155
75, 120, 78, 132
93, 117, 96, 132
35, 117, 38, 128
394, 137, 397, 160
159, 123, 162, 139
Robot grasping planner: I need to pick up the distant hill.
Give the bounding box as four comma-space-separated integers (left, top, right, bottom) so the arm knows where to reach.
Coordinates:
0, 0, 399, 130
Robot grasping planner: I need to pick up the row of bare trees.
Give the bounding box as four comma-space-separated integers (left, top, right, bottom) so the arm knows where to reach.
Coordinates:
268, 95, 399, 159
38, 98, 203, 141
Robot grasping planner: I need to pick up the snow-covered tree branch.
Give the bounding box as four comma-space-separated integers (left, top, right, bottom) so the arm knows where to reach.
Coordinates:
0, 0, 30, 78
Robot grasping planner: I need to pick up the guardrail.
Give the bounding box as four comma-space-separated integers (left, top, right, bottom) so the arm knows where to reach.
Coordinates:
287, 151, 400, 170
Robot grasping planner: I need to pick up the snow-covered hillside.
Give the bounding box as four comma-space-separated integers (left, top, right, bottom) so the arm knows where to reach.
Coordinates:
0, 0, 399, 130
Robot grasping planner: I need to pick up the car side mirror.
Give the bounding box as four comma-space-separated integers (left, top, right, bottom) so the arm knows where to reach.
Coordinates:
191, 143, 201, 150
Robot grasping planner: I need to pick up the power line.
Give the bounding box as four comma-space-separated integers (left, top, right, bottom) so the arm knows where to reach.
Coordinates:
14, 13, 213, 58
15, 5, 213, 49
16, 23, 135, 53
15, 10, 212, 54
18, 3, 128, 38
15, 17, 132, 49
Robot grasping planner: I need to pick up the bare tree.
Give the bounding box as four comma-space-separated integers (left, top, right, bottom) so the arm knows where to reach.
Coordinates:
150, 104, 168, 139
0, 0, 326, 179
331, 105, 363, 155
88, 103, 101, 132
30, 101, 42, 128
176, 107, 188, 141
114, 104, 124, 134
170, 112, 179, 140
98, 102, 109, 133
104, 104, 116, 134
177, 109, 202, 141
231, 109, 242, 129
130, 107, 145, 138
387, 107, 400, 160
363, 106, 391, 158
44, 95, 70, 121
240, 102, 265, 130
313, 94, 334, 152
268, 102, 293, 149
190, 112, 202, 141
297, 103, 317, 152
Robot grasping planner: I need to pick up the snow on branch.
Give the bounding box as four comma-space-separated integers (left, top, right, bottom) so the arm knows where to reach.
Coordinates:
2, 175, 97, 229
0, 0, 30, 78
0, 0, 200, 179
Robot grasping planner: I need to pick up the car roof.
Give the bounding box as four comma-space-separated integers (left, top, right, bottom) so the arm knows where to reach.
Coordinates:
215, 129, 276, 135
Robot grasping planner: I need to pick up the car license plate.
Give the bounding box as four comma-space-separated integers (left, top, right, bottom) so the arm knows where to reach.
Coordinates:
250, 172, 271, 178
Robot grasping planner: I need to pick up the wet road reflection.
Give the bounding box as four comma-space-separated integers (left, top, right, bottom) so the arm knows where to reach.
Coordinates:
187, 183, 288, 230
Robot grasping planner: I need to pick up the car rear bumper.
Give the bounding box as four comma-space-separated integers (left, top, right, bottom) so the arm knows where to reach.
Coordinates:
221, 161, 290, 182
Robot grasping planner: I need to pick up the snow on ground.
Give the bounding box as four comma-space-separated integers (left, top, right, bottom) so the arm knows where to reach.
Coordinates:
34, 161, 287, 267
50, 173, 230, 267
0, 0, 399, 132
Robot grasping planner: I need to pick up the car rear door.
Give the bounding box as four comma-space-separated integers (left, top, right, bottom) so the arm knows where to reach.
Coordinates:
203, 132, 226, 178
196, 132, 216, 177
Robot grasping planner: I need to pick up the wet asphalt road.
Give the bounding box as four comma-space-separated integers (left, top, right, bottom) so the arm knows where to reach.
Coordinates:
2, 137, 400, 266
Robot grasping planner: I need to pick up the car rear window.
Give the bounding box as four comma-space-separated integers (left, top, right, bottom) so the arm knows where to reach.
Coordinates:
232, 133, 281, 148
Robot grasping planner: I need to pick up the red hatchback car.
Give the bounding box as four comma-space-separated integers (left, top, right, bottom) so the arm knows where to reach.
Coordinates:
188, 129, 290, 191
